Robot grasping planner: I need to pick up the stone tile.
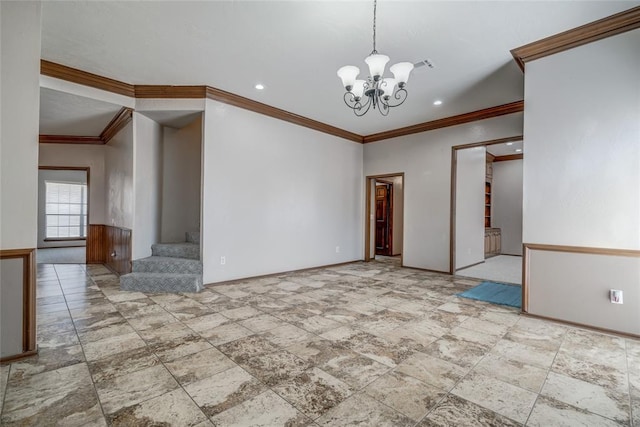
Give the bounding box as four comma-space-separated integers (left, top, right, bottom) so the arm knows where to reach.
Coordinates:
541, 371, 630, 424
8, 345, 85, 381
218, 334, 280, 364
262, 323, 314, 348
126, 305, 179, 331
458, 316, 510, 337
320, 350, 391, 389
107, 388, 208, 426
272, 367, 353, 419
73, 311, 127, 332
491, 338, 557, 369
239, 350, 311, 387
165, 348, 236, 385
294, 315, 343, 334
316, 392, 414, 427
209, 390, 311, 426
2, 363, 103, 426
527, 395, 622, 427
82, 332, 147, 361
474, 353, 548, 393
451, 372, 537, 423
394, 352, 467, 391
162, 298, 216, 320
558, 328, 627, 366
184, 365, 266, 417
363, 371, 445, 421
0, 364, 10, 414
219, 305, 262, 320
286, 337, 352, 366
76, 321, 137, 345
423, 334, 490, 369
238, 313, 287, 332
88, 346, 161, 383
94, 364, 178, 414
552, 350, 629, 393
417, 394, 520, 426
201, 322, 254, 346
381, 325, 439, 353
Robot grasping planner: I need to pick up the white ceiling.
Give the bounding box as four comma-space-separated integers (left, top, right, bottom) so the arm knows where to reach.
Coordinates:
40, 1, 638, 136
39, 88, 123, 135
487, 140, 523, 157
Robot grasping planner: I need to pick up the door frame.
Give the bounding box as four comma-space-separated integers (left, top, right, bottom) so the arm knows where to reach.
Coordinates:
375, 179, 394, 256
38, 166, 91, 249
365, 172, 404, 263
449, 136, 522, 274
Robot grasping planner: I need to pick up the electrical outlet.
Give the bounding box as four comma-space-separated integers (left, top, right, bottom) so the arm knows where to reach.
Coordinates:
220, 256, 226, 265
610, 289, 623, 304
335, 246, 340, 253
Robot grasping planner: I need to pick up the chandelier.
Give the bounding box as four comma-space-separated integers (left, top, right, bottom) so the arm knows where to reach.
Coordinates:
337, 0, 414, 117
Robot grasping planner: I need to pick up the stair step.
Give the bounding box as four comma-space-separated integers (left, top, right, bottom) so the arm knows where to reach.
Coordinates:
132, 256, 202, 274
120, 272, 203, 293
151, 242, 200, 260
186, 231, 200, 244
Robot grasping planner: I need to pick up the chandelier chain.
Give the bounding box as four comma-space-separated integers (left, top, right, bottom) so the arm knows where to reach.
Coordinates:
372, 0, 377, 54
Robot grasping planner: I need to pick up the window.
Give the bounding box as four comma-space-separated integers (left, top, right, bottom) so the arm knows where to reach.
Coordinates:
45, 181, 87, 239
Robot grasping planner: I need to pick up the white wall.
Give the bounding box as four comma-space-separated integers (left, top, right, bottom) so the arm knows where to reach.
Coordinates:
37, 169, 88, 248
132, 113, 162, 259
523, 29, 640, 333
493, 159, 523, 255
39, 144, 106, 225
162, 115, 202, 243
105, 122, 134, 229
0, 1, 41, 250
364, 114, 523, 273
202, 99, 363, 284
391, 176, 404, 256
455, 146, 486, 269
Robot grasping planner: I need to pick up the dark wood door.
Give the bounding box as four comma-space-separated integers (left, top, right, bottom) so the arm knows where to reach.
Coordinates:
375, 183, 392, 256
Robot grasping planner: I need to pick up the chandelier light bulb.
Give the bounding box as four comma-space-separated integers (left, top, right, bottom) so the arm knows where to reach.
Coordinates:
337, 66, 360, 91
390, 62, 414, 87
365, 54, 390, 81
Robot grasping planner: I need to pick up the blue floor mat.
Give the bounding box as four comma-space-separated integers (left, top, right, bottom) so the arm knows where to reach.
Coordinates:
457, 281, 522, 308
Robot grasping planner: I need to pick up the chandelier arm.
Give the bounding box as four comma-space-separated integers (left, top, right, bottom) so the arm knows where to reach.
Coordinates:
343, 92, 358, 108
385, 88, 408, 108
354, 96, 372, 117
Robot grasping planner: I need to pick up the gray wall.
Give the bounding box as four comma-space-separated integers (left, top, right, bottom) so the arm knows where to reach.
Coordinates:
523, 29, 640, 334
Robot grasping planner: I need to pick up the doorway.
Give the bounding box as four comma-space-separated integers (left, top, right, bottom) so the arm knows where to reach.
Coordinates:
37, 167, 90, 264
365, 173, 404, 263
450, 137, 524, 283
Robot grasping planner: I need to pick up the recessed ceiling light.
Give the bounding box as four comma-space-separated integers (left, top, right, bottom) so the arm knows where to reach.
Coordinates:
515, 149, 522, 152
506, 142, 513, 146
255, 84, 265, 90
433, 100, 442, 106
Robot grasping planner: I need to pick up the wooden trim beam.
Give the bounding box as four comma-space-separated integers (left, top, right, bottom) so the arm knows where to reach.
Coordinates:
205, 86, 363, 143
494, 153, 523, 162
100, 107, 133, 144
363, 101, 524, 143
511, 6, 640, 71
0, 248, 37, 363
135, 85, 207, 98
41, 60, 135, 97
39, 135, 103, 144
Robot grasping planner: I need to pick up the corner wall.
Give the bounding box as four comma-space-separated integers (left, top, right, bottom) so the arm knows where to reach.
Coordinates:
202, 99, 363, 284
104, 122, 134, 229
523, 29, 640, 335
492, 159, 523, 256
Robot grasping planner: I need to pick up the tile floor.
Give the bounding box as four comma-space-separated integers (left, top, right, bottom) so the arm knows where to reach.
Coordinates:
0, 259, 638, 426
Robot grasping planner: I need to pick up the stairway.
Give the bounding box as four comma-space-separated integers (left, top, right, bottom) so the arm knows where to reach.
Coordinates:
120, 231, 203, 293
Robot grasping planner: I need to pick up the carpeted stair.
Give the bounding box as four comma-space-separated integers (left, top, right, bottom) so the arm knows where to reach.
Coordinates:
120, 231, 203, 293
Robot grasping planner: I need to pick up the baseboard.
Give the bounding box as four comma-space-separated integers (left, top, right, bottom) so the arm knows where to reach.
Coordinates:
522, 313, 640, 340
456, 260, 485, 270
0, 349, 38, 365
205, 259, 362, 287
401, 264, 450, 275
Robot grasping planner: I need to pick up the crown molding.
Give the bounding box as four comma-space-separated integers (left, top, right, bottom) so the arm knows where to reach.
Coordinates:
41, 60, 135, 97
204, 86, 364, 143
362, 101, 524, 144
100, 107, 134, 143
39, 135, 103, 144
135, 85, 207, 98
494, 153, 523, 162
511, 6, 640, 71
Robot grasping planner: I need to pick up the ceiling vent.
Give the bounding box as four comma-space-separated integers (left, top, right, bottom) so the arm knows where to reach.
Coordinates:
414, 59, 435, 70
